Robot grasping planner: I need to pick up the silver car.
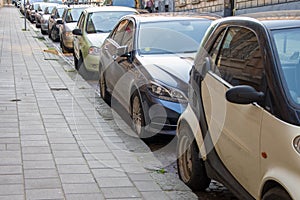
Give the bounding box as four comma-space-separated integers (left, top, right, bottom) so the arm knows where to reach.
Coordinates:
40, 4, 58, 35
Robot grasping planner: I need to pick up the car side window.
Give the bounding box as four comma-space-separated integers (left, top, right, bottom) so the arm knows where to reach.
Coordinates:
111, 20, 129, 45
120, 21, 134, 51
77, 13, 85, 31
214, 27, 264, 91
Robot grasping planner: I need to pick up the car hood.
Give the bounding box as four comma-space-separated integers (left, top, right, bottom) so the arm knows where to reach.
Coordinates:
87, 33, 110, 47
138, 53, 195, 90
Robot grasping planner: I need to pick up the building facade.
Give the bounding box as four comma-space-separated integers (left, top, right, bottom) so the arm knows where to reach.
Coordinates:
175, 0, 300, 16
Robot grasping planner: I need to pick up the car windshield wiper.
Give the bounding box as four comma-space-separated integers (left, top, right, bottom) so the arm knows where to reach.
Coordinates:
183, 50, 197, 53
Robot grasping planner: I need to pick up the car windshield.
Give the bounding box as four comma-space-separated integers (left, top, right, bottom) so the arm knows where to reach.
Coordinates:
272, 27, 300, 105
112, 0, 136, 7
65, 8, 86, 22
57, 8, 65, 17
138, 19, 211, 55
86, 11, 135, 34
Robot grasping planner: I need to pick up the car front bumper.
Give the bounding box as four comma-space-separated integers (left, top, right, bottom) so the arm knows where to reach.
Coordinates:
84, 54, 99, 72
141, 92, 187, 135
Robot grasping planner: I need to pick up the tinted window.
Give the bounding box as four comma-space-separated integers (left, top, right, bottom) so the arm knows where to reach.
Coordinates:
214, 27, 264, 91
138, 19, 211, 55
272, 27, 300, 104
111, 20, 129, 45
85, 11, 134, 34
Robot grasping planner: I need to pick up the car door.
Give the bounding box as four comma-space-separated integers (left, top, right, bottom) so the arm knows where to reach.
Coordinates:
101, 19, 130, 94
109, 19, 136, 110
202, 26, 265, 196
73, 12, 85, 59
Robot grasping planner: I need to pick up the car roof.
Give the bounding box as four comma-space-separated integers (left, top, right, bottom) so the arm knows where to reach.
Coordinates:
83, 6, 138, 13
65, 4, 91, 9
123, 12, 221, 23
216, 10, 300, 30
241, 10, 300, 29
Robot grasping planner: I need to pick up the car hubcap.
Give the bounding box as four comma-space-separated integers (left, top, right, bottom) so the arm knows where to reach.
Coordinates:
179, 135, 193, 183
132, 96, 142, 135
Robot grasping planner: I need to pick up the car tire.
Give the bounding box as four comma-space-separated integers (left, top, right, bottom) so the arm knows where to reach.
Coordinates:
48, 26, 52, 40
61, 39, 68, 54
51, 27, 59, 42
262, 187, 292, 200
99, 67, 109, 103
73, 51, 79, 70
41, 28, 47, 35
177, 123, 211, 191
131, 92, 147, 139
77, 52, 92, 80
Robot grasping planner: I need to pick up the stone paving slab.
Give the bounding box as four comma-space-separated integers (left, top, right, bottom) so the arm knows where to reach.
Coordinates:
0, 6, 198, 200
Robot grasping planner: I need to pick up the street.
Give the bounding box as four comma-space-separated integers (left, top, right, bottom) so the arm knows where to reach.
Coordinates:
39, 21, 238, 200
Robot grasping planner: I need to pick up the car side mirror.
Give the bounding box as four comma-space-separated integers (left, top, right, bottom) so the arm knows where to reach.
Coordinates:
226, 85, 264, 105
72, 28, 82, 36
57, 19, 63, 24
116, 45, 129, 57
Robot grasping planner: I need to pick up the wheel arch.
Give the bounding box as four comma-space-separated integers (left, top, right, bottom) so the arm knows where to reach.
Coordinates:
261, 180, 292, 199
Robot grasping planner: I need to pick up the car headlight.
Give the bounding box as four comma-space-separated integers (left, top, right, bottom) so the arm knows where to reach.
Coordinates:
293, 136, 300, 154
148, 81, 187, 103
88, 46, 100, 55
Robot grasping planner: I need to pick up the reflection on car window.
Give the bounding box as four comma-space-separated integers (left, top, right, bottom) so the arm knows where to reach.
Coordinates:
215, 27, 264, 91
86, 11, 135, 34
272, 28, 300, 104
138, 20, 211, 55
111, 20, 129, 45
66, 8, 85, 22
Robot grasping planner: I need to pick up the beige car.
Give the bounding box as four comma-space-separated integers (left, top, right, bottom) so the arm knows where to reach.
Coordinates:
176, 10, 300, 200
72, 6, 138, 78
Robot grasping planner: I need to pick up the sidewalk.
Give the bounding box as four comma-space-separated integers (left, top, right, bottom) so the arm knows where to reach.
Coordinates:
0, 6, 197, 200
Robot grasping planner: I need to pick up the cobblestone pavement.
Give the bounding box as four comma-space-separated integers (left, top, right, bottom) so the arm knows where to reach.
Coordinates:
0, 6, 199, 199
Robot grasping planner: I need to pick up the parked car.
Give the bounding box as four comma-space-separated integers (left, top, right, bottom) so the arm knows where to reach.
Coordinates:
40, 4, 58, 35
57, 5, 91, 53
104, 0, 148, 13
48, 4, 67, 41
72, 6, 138, 77
98, 13, 220, 138
176, 10, 300, 200
26, 2, 41, 22
35, 2, 57, 28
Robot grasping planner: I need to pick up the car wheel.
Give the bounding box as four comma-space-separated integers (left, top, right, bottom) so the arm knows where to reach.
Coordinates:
131, 92, 147, 138
41, 28, 47, 35
52, 27, 59, 42
262, 187, 292, 200
73, 51, 78, 70
48, 26, 52, 39
99, 67, 109, 102
177, 123, 211, 191
77, 52, 91, 79
61, 39, 68, 53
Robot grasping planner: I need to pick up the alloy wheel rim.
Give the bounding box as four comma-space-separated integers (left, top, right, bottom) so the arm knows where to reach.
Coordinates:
132, 96, 142, 135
